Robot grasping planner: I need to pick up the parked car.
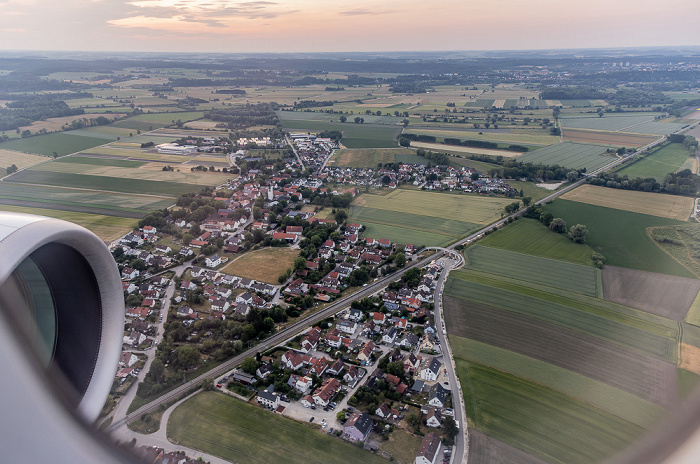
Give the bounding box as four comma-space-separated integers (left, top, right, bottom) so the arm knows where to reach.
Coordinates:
309, 417, 314, 422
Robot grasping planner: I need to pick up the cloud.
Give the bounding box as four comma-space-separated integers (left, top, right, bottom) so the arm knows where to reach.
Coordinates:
339, 8, 394, 16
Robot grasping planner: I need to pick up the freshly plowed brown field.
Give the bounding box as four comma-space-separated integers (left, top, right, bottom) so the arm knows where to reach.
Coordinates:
562, 128, 657, 147
444, 296, 678, 407
602, 265, 700, 321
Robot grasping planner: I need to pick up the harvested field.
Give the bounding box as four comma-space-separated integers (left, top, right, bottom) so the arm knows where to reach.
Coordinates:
17, 113, 125, 133
562, 128, 658, 147
562, 184, 694, 220
602, 265, 700, 321
458, 360, 645, 464
221, 247, 298, 284
444, 296, 678, 407
0, 150, 48, 171
465, 245, 601, 297
680, 344, 700, 376
468, 430, 548, 464
410, 141, 522, 157
517, 142, 615, 171
477, 218, 594, 265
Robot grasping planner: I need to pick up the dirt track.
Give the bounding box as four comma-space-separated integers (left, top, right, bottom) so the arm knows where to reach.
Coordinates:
602, 266, 700, 321
444, 296, 678, 407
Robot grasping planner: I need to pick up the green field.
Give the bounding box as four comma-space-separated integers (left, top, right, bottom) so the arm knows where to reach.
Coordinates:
168, 391, 386, 464
278, 112, 401, 148
327, 148, 422, 168
458, 361, 645, 464
558, 114, 661, 132
616, 143, 692, 180
544, 199, 693, 278
0, 183, 173, 212
464, 245, 601, 297
478, 218, 594, 265
349, 189, 509, 246
0, 133, 108, 156
5, 170, 207, 196
518, 142, 615, 171
450, 336, 665, 428
445, 272, 678, 360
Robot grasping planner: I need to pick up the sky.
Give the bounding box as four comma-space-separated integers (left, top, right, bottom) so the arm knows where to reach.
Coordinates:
0, 0, 698, 54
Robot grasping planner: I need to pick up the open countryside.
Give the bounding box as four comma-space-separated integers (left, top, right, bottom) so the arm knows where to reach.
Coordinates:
561, 184, 694, 220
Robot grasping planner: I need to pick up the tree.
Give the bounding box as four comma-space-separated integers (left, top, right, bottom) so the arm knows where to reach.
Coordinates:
395, 252, 406, 268
522, 196, 532, 207
339, 115, 347, 123
442, 416, 458, 445
399, 137, 411, 147
176, 345, 201, 369
407, 413, 420, 429
293, 256, 307, 271
241, 357, 259, 375
334, 209, 348, 224
568, 224, 588, 243
148, 358, 165, 383
201, 377, 216, 391
5, 164, 18, 174
549, 217, 566, 233
336, 411, 346, 421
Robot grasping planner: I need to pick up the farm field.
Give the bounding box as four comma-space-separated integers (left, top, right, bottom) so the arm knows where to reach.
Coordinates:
506, 181, 557, 202
477, 218, 594, 265
517, 142, 615, 171
562, 128, 658, 147
457, 360, 645, 464
409, 141, 523, 158
648, 225, 700, 280
558, 114, 663, 132
29, 159, 227, 185
449, 336, 665, 428
464, 245, 601, 297
405, 128, 559, 146
168, 391, 386, 464
562, 184, 694, 220
468, 430, 548, 464
278, 113, 401, 148
221, 247, 298, 284
0, 150, 48, 171
327, 148, 419, 168
602, 266, 700, 321
0, 183, 173, 213
445, 294, 678, 407
445, 272, 679, 362
0, 205, 135, 241
544, 199, 693, 278
616, 143, 693, 180
4, 170, 209, 196
0, 132, 109, 156
349, 189, 508, 246
17, 113, 126, 133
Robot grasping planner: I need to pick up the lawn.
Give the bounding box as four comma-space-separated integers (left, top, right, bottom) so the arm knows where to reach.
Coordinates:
379, 429, 423, 464
517, 142, 616, 171
327, 148, 421, 168
457, 360, 645, 464
168, 391, 386, 464
544, 199, 693, 278
562, 184, 694, 220
449, 336, 665, 428
0, 205, 136, 241
464, 245, 601, 297
349, 189, 508, 246
0, 149, 48, 171
221, 247, 299, 284
0, 132, 109, 156
5, 170, 209, 196
478, 218, 594, 265
616, 143, 693, 180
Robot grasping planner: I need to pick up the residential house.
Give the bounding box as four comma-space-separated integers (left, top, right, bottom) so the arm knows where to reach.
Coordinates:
420, 358, 442, 382
372, 312, 386, 325
357, 341, 375, 363
122, 267, 139, 281
404, 353, 421, 374
327, 359, 345, 376
416, 432, 442, 464
256, 363, 273, 379
312, 378, 341, 406
344, 366, 360, 386
337, 320, 358, 335
425, 407, 442, 428
428, 383, 447, 408
119, 352, 138, 368
256, 384, 280, 409
344, 412, 372, 442
382, 326, 398, 345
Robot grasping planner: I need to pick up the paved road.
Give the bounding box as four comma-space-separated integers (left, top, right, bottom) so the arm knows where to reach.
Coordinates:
285, 134, 306, 170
